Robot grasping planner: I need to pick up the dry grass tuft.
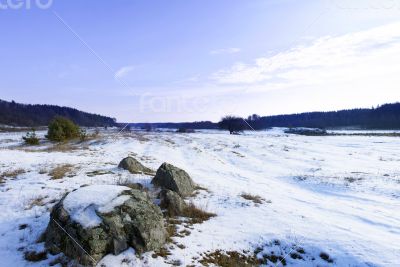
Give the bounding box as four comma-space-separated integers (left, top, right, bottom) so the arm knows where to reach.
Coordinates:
165, 218, 180, 242
241, 193, 265, 204
49, 164, 74, 179
182, 202, 216, 225
26, 196, 47, 210
152, 246, 172, 259
24, 250, 47, 262
1, 168, 26, 184
1, 168, 26, 179
199, 250, 260, 267
190, 185, 211, 197
86, 170, 114, 177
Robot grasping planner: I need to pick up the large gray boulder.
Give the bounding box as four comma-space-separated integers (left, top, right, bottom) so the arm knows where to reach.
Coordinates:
45, 185, 167, 266
118, 157, 153, 175
159, 189, 187, 216
151, 163, 195, 197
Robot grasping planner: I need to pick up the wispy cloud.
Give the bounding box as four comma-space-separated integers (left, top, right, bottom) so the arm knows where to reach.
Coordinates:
211, 22, 400, 87
121, 22, 400, 121
114, 65, 136, 79
210, 47, 241, 55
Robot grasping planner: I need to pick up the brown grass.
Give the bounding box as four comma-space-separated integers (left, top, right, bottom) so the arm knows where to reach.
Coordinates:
86, 170, 114, 177
241, 193, 265, 204
1, 168, 26, 179
165, 218, 180, 242
18, 142, 89, 153
177, 229, 191, 237
26, 196, 47, 210
24, 251, 47, 262
190, 185, 211, 197
152, 247, 172, 259
199, 250, 260, 267
49, 164, 74, 179
182, 203, 216, 225
1, 168, 26, 184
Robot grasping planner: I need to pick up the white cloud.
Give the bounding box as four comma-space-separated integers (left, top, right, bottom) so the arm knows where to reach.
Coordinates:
211, 22, 400, 87
210, 47, 241, 55
114, 65, 135, 79
119, 22, 400, 121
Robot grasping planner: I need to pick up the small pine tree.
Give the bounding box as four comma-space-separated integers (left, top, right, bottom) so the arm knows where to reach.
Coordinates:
47, 117, 80, 142
23, 128, 40, 145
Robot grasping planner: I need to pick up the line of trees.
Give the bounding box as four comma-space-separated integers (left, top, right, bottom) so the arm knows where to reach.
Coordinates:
0, 99, 116, 127
218, 103, 400, 133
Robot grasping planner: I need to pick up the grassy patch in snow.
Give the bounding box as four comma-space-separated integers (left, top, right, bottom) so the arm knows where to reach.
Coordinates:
255, 239, 335, 266
0, 168, 26, 183
24, 250, 47, 262
240, 193, 265, 204
198, 250, 259, 267
182, 202, 216, 225
86, 170, 114, 177
25, 195, 47, 210
49, 164, 75, 179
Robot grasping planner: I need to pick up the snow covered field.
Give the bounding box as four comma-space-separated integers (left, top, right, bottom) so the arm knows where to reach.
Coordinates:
0, 128, 399, 266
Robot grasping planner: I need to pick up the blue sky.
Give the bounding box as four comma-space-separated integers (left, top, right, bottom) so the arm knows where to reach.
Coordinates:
1, 0, 400, 122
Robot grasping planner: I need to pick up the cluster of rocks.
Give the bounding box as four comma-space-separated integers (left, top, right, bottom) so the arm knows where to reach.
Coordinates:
44, 156, 196, 266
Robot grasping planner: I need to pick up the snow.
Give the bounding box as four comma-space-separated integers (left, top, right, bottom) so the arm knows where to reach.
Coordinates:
63, 185, 130, 228
0, 128, 399, 266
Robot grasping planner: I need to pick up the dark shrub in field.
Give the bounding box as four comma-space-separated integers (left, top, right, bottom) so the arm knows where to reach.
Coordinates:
176, 127, 195, 133
218, 116, 247, 134
23, 128, 39, 145
46, 117, 80, 142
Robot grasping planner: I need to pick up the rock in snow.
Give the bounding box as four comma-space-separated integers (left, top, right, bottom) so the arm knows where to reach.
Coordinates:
159, 189, 187, 216
118, 156, 153, 174
45, 185, 167, 266
151, 162, 196, 197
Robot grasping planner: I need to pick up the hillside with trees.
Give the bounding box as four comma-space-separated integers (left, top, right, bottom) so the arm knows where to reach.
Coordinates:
245, 103, 400, 130
0, 99, 116, 127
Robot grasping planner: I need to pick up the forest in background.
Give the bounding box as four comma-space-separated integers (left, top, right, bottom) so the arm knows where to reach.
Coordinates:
0, 99, 116, 127
2, 99, 400, 130
130, 103, 400, 130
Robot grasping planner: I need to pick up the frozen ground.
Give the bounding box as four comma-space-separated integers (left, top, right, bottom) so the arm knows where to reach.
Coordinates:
0, 128, 399, 266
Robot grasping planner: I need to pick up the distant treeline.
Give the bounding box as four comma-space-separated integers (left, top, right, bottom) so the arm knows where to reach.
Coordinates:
2, 98, 400, 129
0, 99, 116, 127
246, 103, 400, 130
131, 103, 400, 130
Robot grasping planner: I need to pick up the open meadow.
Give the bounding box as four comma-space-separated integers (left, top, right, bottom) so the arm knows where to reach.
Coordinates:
0, 128, 399, 266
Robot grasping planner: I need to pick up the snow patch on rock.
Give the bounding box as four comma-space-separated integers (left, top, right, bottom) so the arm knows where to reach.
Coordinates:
63, 185, 130, 228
